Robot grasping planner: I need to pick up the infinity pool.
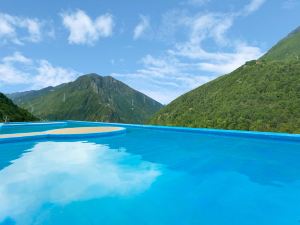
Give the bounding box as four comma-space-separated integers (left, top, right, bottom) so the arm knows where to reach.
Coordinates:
1, 121, 300, 225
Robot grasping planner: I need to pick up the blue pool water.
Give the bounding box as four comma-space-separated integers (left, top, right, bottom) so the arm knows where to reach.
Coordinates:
1, 122, 300, 225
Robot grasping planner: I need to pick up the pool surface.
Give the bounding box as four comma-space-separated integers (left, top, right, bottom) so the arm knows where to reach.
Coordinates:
1, 121, 300, 225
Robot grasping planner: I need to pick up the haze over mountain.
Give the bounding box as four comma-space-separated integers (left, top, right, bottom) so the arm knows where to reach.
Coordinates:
150, 26, 300, 133
0, 93, 37, 122
9, 74, 163, 124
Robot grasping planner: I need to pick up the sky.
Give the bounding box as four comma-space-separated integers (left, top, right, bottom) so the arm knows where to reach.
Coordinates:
0, 0, 300, 104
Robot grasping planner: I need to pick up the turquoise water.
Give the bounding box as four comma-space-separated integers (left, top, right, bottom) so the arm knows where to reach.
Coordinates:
1, 123, 300, 225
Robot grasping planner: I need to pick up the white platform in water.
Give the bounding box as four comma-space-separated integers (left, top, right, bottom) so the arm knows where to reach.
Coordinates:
0, 127, 125, 140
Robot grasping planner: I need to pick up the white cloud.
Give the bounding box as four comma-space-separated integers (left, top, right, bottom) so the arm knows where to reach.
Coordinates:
197, 44, 264, 74
0, 52, 32, 84
133, 15, 150, 40
113, 54, 214, 104
0, 63, 29, 84
167, 9, 264, 75
61, 9, 114, 45
210, 17, 233, 46
243, 0, 266, 15
0, 52, 79, 89
22, 18, 42, 42
185, 13, 234, 46
112, 0, 265, 104
156, 1, 265, 74
33, 60, 78, 88
0, 16, 14, 36
158, 9, 186, 40
3, 52, 32, 64
0, 12, 46, 44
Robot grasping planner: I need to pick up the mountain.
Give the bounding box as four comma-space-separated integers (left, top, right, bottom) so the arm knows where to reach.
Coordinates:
150, 27, 300, 133
8, 74, 163, 124
0, 92, 37, 122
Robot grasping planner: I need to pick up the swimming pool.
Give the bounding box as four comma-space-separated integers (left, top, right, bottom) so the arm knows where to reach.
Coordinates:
1, 121, 300, 225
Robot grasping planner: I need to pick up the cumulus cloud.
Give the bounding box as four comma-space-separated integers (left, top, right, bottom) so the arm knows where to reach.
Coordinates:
0, 12, 49, 45
133, 15, 150, 40
0, 64, 29, 85
61, 9, 114, 45
0, 52, 79, 89
33, 60, 78, 89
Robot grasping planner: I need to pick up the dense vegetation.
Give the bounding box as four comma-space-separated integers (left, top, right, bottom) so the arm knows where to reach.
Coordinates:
9, 74, 163, 124
150, 26, 300, 133
0, 92, 37, 122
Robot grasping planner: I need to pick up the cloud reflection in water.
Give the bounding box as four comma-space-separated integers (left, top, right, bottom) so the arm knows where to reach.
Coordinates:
0, 141, 161, 224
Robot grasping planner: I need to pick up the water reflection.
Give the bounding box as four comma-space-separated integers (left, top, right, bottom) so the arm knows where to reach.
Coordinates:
0, 141, 161, 224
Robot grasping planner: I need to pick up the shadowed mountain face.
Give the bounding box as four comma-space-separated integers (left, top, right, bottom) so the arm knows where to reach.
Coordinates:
8, 74, 163, 124
0, 93, 37, 122
150, 26, 300, 133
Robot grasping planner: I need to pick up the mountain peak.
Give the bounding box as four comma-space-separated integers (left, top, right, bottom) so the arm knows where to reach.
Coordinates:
76, 73, 102, 80
9, 74, 163, 124
75, 73, 119, 83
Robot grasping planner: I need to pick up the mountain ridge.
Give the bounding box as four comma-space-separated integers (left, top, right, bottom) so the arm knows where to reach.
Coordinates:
9, 73, 163, 124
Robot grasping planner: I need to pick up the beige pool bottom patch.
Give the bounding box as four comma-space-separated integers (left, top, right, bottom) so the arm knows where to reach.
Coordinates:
0, 127, 125, 140
50, 127, 122, 134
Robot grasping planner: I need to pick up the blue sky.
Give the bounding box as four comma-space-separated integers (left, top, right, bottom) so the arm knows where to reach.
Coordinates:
0, 0, 299, 103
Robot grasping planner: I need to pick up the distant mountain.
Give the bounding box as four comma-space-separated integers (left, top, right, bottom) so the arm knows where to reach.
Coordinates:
150, 26, 300, 133
8, 74, 163, 124
0, 92, 37, 122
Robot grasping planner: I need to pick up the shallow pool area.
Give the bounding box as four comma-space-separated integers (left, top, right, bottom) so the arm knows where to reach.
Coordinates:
0, 126, 126, 142
1, 121, 300, 225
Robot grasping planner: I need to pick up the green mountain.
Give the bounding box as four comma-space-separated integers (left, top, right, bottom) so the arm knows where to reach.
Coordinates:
150, 27, 300, 133
0, 92, 37, 122
8, 74, 163, 124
